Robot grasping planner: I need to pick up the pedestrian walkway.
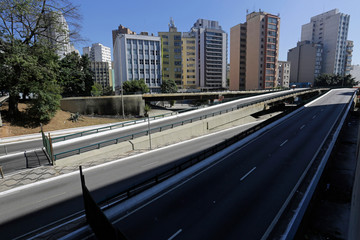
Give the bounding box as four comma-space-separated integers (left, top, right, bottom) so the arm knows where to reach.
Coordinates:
0, 146, 147, 193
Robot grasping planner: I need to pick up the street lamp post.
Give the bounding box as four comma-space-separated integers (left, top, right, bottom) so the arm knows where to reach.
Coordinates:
146, 114, 152, 150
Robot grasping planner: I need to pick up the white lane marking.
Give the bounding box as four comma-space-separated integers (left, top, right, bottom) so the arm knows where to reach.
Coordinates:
142, 161, 158, 167
240, 167, 257, 181
168, 229, 182, 240
312, 115, 317, 119
300, 125, 306, 130
35, 192, 66, 204
280, 139, 288, 147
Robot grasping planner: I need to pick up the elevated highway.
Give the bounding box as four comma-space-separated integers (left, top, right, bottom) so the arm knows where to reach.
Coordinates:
0, 88, 356, 239
0, 89, 321, 174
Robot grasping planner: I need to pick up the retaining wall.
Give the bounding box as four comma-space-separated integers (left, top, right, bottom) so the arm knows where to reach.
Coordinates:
60, 95, 145, 117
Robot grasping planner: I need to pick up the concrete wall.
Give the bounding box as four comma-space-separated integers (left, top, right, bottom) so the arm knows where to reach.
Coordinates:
60, 95, 145, 116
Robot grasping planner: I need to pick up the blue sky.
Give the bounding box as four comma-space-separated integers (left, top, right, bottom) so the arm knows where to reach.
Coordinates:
74, 0, 360, 65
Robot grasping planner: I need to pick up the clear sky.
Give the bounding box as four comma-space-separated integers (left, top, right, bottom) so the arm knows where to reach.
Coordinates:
73, 0, 360, 65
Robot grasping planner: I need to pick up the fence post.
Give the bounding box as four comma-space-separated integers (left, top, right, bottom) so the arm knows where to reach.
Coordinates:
49, 133, 55, 166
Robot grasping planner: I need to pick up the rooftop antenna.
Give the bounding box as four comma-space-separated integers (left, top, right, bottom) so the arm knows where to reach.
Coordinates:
169, 17, 175, 28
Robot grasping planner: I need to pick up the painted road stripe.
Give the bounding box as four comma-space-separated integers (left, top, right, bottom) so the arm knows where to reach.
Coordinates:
240, 167, 257, 181
280, 139, 288, 147
300, 125, 306, 130
168, 229, 182, 240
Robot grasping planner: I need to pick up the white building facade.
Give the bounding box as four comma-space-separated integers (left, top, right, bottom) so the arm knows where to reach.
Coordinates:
301, 9, 350, 76
191, 19, 227, 90
278, 61, 291, 88
42, 11, 78, 58
83, 43, 112, 68
113, 33, 162, 93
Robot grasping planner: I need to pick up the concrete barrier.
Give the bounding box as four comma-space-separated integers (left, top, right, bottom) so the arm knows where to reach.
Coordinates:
60, 95, 145, 117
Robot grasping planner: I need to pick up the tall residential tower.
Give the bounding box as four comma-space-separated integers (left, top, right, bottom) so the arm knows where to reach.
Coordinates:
191, 19, 227, 90
230, 11, 280, 90
301, 9, 350, 76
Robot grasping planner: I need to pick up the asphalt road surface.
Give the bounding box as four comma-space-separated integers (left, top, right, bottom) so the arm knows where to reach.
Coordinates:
111, 88, 355, 239
0, 121, 261, 239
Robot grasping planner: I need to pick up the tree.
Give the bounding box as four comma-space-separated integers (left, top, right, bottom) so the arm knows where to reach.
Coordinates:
0, 0, 82, 118
0, 41, 61, 122
161, 79, 178, 93
91, 82, 103, 97
103, 86, 115, 96
123, 79, 149, 94
58, 53, 94, 97
315, 73, 358, 87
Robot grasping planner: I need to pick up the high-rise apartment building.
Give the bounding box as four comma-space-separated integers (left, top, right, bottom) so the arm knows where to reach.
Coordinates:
277, 61, 291, 88
287, 41, 323, 85
83, 43, 113, 89
345, 40, 354, 75
158, 19, 182, 87
83, 43, 112, 68
301, 9, 350, 76
113, 31, 162, 93
190, 19, 227, 90
230, 11, 280, 90
42, 11, 78, 58
90, 62, 111, 89
181, 32, 197, 89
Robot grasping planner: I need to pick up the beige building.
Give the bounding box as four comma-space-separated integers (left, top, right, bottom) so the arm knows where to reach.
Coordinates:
182, 32, 197, 89
287, 40, 322, 85
278, 61, 291, 88
230, 11, 280, 90
301, 9, 350, 76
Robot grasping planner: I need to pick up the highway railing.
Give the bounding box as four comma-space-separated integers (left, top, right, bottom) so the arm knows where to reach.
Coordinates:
51, 111, 184, 143
53, 89, 321, 160
51, 89, 309, 144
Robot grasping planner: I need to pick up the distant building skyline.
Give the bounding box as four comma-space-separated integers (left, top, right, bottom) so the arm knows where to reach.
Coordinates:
287, 40, 323, 85
277, 61, 290, 88
191, 19, 227, 90
113, 32, 162, 93
83, 43, 112, 68
43, 11, 78, 58
230, 11, 280, 90
158, 18, 183, 87
301, 9, 351, 76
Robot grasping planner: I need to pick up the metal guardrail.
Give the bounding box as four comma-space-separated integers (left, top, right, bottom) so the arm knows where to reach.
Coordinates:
51, 111, 184, 143
53, 89, 319, 160
51, 90, 307, 143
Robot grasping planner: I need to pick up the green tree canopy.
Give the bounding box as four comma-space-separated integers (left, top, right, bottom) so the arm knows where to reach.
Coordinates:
103, 86, 115, 96
123, 79, 149, 94
161, 79, 178, 93
315, 74, 358, 87
0, 0, 82, 121
0, 41, 61, 122
58, 53, 94, 97
91, 82, 103, 97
